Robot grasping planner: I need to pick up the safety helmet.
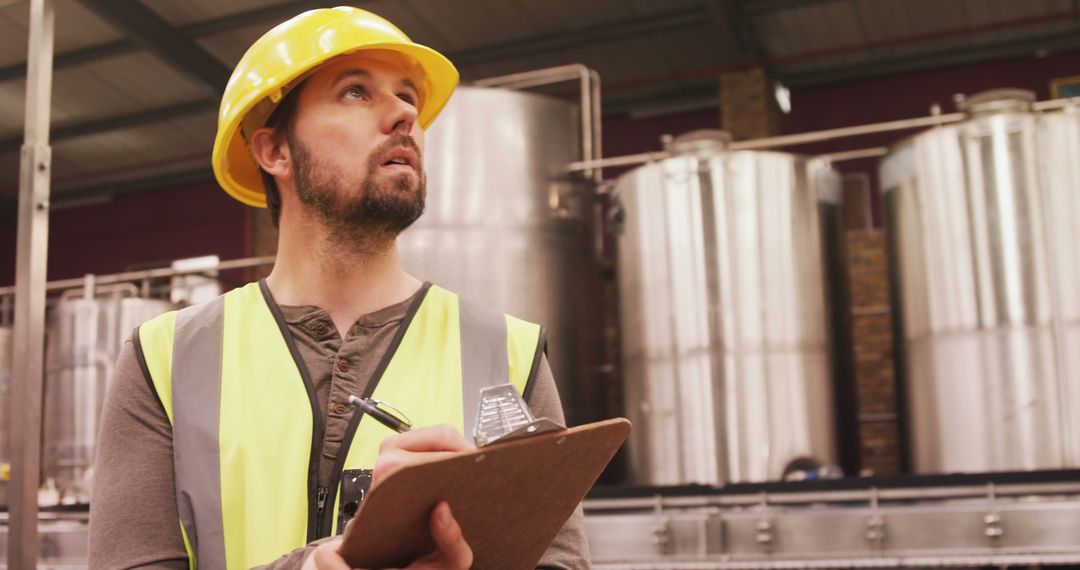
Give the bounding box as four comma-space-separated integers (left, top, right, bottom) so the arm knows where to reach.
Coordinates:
211, 6, 459, 207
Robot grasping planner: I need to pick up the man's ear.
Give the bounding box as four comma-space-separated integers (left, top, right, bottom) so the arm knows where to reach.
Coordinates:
249, 127, 292, 179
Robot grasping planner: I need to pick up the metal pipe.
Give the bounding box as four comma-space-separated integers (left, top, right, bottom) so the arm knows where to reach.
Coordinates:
590, 68, 603, 181
567, 96, 1079, 176
816, 147, 889, 163
591, 554, 1080, 570
57, 281, 140, 302
583, 481, 1080, 511
10, 0, 54, 567
1032, 95, 1080, 111
566, 112, 978, 173
0, 255, 276, 296
474, 64, 603, 181
567, 151, 672, 172
732, 113, 966, 150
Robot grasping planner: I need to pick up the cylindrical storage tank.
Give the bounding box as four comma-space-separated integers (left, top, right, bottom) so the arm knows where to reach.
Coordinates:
881, 90, 1080, 473
615, 131, 841, 485
43, 293, 174, 503
398, 86, 604, 426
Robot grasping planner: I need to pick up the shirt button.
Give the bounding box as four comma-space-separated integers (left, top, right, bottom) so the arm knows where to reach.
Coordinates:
334, 403, 348, 415
314, 322, 329, 335
337, 359, 350, 373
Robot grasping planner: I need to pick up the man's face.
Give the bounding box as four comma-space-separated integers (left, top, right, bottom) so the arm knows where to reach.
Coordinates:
286, 52, 427, 245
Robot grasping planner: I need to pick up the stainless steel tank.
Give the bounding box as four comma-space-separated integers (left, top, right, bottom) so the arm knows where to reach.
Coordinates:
43, 288, 173, 503
614, 131, 841, 485
880, 90, 1080, 473
398, 85, 605, 426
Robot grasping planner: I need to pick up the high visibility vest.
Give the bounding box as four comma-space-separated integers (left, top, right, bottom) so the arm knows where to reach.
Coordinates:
135, 281, 544, 569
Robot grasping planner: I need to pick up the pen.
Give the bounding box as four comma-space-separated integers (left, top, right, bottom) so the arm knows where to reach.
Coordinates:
348, 395, 412, 433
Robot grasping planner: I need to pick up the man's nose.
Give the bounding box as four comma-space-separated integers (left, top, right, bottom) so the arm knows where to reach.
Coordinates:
380, 95, 419, 135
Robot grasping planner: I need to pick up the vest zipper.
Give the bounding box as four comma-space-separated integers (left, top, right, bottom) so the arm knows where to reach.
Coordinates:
316, 485, 329, 527
320, 409, 365, 536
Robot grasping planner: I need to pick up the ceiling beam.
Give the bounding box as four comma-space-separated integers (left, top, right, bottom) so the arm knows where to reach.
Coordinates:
778, 28, 1080, 87
74, 0, 232, 95
743, 0, 845, 17
604, 82, 719, 118
7, 21, 1078, 150
0, 166, 215, 216
0, 39, 130, 82
179, 0, 342, 37
705, 0, 763, 59
449, 7, 711, 67
0, 6, 716, 150
0, 38, 124, 82
0, 99, 216, 153
2, 1, 708, 84
0, 0, 348, 83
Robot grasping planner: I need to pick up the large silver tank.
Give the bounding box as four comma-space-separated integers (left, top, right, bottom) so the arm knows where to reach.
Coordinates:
43, 290, 173, 503
398, 86, 604, 426
881, 90, 1080, 473
615, 131, 841, 485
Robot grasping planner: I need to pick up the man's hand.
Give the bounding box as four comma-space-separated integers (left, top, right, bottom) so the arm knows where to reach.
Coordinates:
302, 425, 475, 569
301, 501, 473, 570
372, 424, 473, 488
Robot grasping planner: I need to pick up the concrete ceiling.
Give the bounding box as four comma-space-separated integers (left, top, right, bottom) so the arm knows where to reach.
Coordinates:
0, 0, 1078, 202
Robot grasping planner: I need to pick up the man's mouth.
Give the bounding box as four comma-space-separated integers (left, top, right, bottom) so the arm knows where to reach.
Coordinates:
380, 147, 417, 171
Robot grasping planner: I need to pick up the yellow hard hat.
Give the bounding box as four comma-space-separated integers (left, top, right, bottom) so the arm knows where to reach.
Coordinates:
211, 6, 459, 207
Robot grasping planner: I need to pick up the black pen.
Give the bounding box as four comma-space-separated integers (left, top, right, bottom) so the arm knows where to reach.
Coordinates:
348, 395, 412, 433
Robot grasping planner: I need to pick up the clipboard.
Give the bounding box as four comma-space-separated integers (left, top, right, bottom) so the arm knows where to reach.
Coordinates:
339, 417, 630, 570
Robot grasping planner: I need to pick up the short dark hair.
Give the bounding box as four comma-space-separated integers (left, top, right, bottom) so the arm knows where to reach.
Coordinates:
258, 83, 305, 227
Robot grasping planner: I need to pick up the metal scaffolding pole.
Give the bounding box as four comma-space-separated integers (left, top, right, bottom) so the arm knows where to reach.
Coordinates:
9, 0, 55, 567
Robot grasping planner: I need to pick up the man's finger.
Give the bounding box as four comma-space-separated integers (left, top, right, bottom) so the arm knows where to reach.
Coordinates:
429, 502, 473, 569
379, 424, 472, 454
307, 537, 351, 570
372, 449, 460, 488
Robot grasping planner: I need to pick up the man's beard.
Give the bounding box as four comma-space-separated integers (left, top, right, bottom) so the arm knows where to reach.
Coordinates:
288, 131, 426, 252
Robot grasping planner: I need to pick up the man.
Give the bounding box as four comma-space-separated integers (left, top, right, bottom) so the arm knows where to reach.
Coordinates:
88, 7, 590, 570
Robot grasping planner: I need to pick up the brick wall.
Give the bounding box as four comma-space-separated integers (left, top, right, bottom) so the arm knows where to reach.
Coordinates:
845, 230, 902, 475
719, 67, 780, 140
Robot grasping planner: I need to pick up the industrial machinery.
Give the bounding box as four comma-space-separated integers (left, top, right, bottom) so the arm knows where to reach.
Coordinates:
1, 258, 269, 568
584, 472, 1080, 569
42, 283, 173, 504
881, 90, 1080, 473
612, 130, 842, 485
398, 73, 607, 427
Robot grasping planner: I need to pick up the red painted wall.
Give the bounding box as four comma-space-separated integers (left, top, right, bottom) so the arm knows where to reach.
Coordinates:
602, 108, 720, 179
0, 181, 247, 287
781, 50, 1080, 225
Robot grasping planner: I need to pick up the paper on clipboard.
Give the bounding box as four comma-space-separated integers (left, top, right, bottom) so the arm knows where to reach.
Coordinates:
338, 417, 631, 570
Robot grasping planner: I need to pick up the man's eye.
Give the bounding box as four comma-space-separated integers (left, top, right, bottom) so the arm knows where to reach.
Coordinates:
398, 93, 418, 107
343, 86, 368, 100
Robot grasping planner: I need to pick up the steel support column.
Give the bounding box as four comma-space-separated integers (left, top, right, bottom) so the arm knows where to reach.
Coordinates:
8, 0, 55, 567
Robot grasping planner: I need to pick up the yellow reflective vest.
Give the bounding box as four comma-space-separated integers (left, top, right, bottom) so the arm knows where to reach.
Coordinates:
135, 281, 544, 569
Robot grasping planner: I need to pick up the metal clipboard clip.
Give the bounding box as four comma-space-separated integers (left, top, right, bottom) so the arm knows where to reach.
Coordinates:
472, 384, 565, 448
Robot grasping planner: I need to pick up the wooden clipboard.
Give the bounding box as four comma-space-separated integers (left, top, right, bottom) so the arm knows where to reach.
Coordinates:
339, 417, 630, 570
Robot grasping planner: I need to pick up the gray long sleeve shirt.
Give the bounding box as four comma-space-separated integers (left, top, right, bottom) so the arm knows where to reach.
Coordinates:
88, 286, 590, 569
